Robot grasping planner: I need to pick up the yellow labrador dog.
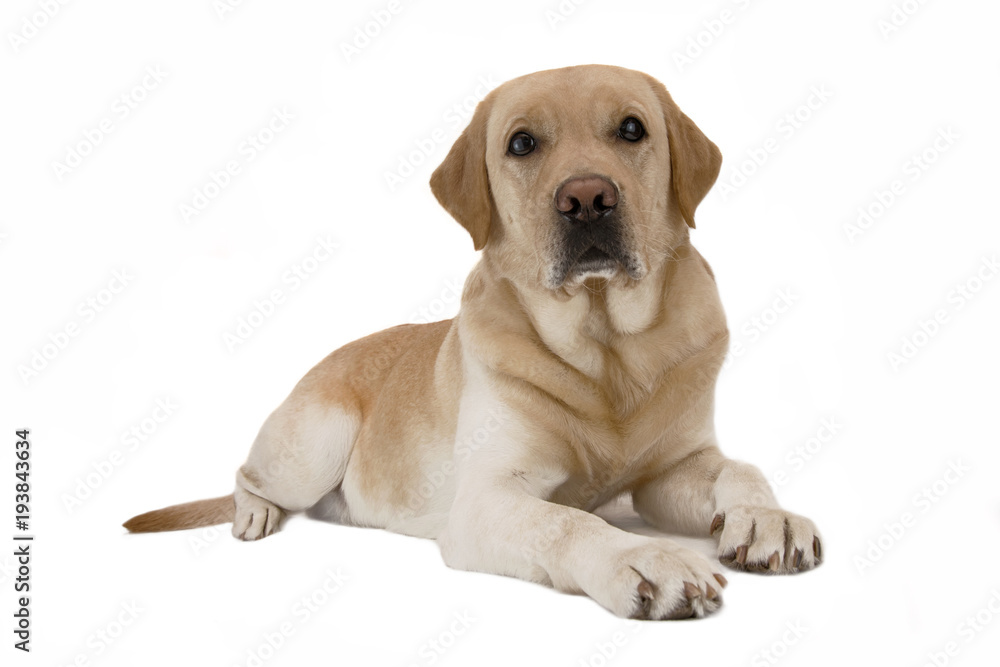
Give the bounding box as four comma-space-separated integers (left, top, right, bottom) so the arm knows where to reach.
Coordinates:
125, 64, 822, 620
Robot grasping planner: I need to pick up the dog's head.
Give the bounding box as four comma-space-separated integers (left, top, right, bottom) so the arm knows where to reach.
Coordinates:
431, 65, 721, 292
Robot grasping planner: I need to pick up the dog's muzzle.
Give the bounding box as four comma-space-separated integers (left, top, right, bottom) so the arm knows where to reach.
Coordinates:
548, 175, 644, 287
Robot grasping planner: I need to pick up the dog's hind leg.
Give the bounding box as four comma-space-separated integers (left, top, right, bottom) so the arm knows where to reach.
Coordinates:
233, 395, 361, 541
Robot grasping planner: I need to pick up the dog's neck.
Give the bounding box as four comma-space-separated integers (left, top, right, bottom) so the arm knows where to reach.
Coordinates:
460, 237, 725, 424
475, 240, 691, 382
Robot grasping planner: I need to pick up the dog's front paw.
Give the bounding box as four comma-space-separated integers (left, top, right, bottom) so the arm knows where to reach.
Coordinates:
232, 487, 285, 541
711, 506, 822, 574
589, 540, 728, 620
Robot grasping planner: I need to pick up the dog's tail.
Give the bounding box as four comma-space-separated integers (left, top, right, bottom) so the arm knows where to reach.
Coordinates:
123, 494, 235, 533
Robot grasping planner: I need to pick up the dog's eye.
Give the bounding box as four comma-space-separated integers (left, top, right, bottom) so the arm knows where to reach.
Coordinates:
618, 117, 645, 142
508, 132, 536, 156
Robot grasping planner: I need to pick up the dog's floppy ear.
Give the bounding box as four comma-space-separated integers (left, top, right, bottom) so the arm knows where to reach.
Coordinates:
430, 94, 496, 250
644, 75, 722, 229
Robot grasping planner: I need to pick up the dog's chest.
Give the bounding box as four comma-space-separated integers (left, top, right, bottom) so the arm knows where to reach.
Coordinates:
550, 337, 723, 508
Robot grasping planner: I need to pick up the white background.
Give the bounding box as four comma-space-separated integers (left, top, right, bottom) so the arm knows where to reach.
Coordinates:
2, 0, 999, 665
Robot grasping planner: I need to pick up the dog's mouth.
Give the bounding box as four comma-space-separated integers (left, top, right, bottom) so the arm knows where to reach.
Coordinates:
544, 204, 648, 289
571, 245, 618, 273
548, 235, 645, 288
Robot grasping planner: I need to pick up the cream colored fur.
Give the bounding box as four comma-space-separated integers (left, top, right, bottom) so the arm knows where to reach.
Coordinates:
125, 65, 822, 620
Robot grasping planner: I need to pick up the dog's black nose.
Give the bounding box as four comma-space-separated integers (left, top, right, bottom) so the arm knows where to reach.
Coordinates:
555, 176, 618, 224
